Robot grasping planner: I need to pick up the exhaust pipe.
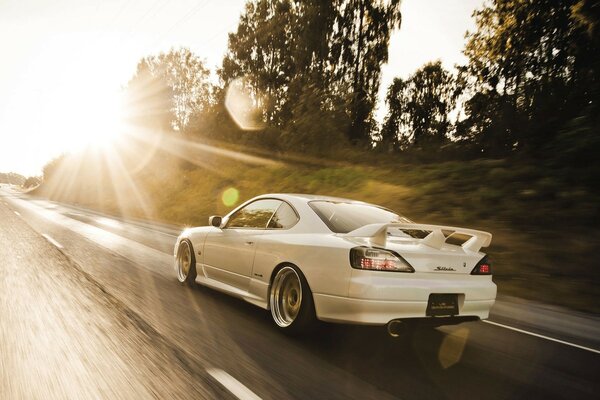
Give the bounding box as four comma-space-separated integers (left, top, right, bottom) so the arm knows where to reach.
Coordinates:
387, 319, 404, 338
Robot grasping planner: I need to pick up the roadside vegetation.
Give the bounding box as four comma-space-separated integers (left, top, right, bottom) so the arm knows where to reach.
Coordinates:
37, 0, 599, 313
0, 172, 25, 186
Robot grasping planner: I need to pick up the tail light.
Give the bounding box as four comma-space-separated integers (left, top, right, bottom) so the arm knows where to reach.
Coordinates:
350, 247, 414, 272
471, 256, 492, 275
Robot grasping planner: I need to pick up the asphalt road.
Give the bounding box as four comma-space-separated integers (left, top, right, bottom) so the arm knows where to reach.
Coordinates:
1, 186, 599, 399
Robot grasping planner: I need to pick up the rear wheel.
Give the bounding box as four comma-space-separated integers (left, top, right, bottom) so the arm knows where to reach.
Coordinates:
176, 240, 197, 286
270, 265, 316, 334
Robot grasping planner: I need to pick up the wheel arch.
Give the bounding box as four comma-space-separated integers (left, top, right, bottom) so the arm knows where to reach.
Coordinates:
178, 238, 196, 262
175, 238, 197, 285
267, 262, 314, 310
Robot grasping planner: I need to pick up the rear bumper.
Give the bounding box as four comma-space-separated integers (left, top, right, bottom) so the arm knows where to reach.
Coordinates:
313, 295, 495, 325
313, 271, 497, 325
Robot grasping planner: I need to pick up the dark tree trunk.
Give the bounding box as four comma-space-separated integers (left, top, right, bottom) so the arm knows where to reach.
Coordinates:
348, 1, 367, 145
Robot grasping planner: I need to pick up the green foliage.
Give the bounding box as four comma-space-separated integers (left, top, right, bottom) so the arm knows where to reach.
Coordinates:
460, 0, 599, 153
220, 0, 298, 125
124, 59, 175, 133
115, 0, 600, 166
282, 84, 349, 153
331, 0, 402, 144
381, 61, 459, 150
544, 112, 600, 187
145, 48, 211, 135
219, 0, 402, 146
124, 48, 212, 136
376, 0, 600, 167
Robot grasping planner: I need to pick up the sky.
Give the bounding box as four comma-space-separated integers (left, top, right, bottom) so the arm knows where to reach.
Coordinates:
0, 0, 484, 176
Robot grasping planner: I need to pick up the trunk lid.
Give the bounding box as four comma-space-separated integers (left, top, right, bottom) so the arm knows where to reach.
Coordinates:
385, 237, 484, 274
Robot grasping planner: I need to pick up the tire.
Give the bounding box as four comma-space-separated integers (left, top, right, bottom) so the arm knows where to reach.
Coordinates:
176, 239, 197, 286
269, 265, 316, 334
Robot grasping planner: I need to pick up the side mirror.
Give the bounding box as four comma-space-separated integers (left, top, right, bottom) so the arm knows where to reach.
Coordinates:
209, 215, 223, 228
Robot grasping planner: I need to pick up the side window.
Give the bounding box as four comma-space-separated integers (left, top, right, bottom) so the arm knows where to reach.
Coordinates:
226, 199, 282, 229
268, 202, 299, 229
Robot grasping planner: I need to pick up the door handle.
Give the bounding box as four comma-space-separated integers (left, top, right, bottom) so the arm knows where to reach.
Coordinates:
245, 241, 254, 246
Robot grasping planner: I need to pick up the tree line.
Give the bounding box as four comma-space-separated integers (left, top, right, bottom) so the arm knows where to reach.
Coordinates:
124, 0, 599, 164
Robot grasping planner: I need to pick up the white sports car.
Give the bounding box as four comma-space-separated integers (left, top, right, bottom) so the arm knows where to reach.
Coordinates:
174, 194, 496, 334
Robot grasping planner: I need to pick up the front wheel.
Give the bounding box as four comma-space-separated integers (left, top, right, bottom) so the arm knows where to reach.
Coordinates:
269, 265, 316, 334
176, 240, 197, 286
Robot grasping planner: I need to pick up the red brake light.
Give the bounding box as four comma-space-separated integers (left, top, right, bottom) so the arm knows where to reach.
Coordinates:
350, 247, 414, 273
471, 256, 492, 275
360, 257, 398, 270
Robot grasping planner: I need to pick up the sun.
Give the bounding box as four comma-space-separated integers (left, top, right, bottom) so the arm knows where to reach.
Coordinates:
31, 90, 123, 156
2, 33, 136, 175
34, 81, 129, 155
68, 89, 128, 150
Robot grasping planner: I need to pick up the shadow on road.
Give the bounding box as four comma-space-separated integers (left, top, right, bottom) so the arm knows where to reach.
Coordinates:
186, 286, 553, 400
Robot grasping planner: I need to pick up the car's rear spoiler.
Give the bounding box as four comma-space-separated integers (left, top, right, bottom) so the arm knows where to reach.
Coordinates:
342, 223, 492, 253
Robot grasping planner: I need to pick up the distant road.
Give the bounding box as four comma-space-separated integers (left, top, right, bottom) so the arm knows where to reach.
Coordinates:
1, 186, 599, 399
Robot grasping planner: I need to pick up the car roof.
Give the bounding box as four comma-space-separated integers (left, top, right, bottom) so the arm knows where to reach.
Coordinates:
256, 193, 368, 204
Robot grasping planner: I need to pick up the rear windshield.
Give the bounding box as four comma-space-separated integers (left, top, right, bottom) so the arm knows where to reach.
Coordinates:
309, 200, 410, 233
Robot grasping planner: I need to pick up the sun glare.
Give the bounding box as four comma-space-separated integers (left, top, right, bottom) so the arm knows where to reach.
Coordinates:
65, 89, 127, 151
38, 80, 128, 153
0, 33, 136, 175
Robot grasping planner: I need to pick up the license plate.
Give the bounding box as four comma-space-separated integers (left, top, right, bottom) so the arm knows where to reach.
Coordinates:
426, 294, 459, 316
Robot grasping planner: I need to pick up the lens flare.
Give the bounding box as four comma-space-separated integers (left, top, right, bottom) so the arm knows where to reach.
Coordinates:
224, 77, 266, 131
438, 327, 470, 369
222, 188, 239, 207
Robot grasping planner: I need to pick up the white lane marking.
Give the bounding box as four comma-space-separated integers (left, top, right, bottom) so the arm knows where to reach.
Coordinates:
42, 234, 64, 249
484, 320, 600, 354
206, 368, 262, 400
13, 211, 20, 216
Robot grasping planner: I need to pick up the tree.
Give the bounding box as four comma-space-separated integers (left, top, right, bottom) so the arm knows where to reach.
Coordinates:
461, 0, 598, 153
124, 59, 174, 133
147, 48, 211, 135
381, 61, 459, 149
380, 78, 407, 151
569, 0, 600, 124
125, 49, 211, 136
330, 0, 402, 145
42, 154, 67, 183
219, 0, 402, 146
220, 1, 297, 125
283, 83, 349, 153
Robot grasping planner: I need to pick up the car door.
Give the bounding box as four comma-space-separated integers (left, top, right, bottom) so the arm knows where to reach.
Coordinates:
202, 199, 283, 291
